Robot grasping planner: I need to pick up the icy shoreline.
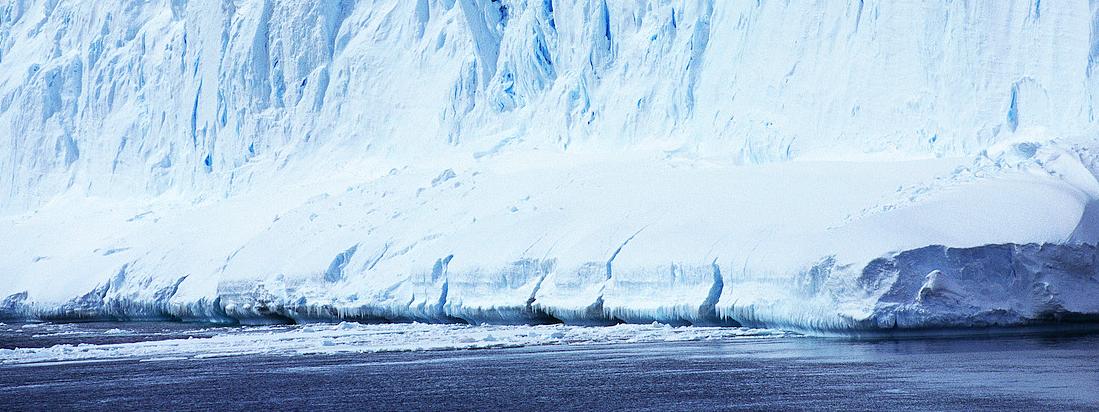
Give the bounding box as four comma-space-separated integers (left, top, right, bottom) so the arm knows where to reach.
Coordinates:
0, 322, 791, 366
5, 320, 1099, 367
3, 242, 1098, 334
3, 143, 1098, 333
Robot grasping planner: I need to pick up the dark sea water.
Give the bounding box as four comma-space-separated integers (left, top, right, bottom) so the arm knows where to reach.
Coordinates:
1, 323, 1098, 411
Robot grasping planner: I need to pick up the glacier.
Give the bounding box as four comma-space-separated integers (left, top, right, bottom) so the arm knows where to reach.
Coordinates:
1, 0, 1098, 334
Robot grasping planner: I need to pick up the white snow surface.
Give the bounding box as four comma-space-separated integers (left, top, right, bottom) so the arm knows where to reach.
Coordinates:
1, 1, 1099, 332
0, 322, 789, 366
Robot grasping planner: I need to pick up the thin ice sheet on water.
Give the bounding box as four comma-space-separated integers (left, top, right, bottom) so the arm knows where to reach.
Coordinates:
0, 322, 791, 366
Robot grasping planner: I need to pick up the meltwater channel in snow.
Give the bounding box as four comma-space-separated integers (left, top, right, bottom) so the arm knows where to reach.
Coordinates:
1, 1, 1098, 333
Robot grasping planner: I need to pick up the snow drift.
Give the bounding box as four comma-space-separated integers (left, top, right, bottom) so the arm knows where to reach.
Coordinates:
1, 0, 1098, 333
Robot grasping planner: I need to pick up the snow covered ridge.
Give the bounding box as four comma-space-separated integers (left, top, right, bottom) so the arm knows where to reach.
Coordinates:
2, 1, 1099, 333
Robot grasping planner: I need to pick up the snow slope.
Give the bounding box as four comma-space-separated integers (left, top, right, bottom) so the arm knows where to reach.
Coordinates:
1, 0, 1098, 333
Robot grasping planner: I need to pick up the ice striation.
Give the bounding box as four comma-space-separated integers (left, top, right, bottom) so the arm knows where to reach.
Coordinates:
1, 0, 1098, 334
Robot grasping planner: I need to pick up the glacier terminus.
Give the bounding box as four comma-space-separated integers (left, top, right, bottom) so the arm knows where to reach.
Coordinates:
1, 0, 1098, 335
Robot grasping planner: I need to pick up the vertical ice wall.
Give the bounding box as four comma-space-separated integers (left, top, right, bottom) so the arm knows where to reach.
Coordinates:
1, 0, 1097, 210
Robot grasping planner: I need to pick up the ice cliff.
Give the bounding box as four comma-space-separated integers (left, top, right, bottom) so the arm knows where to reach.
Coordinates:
1, 0, 1098, 333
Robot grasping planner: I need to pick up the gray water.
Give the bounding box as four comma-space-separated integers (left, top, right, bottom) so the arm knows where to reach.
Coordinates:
1, 323, 1098, 410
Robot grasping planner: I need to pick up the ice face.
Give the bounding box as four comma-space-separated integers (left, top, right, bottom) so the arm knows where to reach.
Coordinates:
1, 1, 1097, 333
3, 0, 1098, 208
